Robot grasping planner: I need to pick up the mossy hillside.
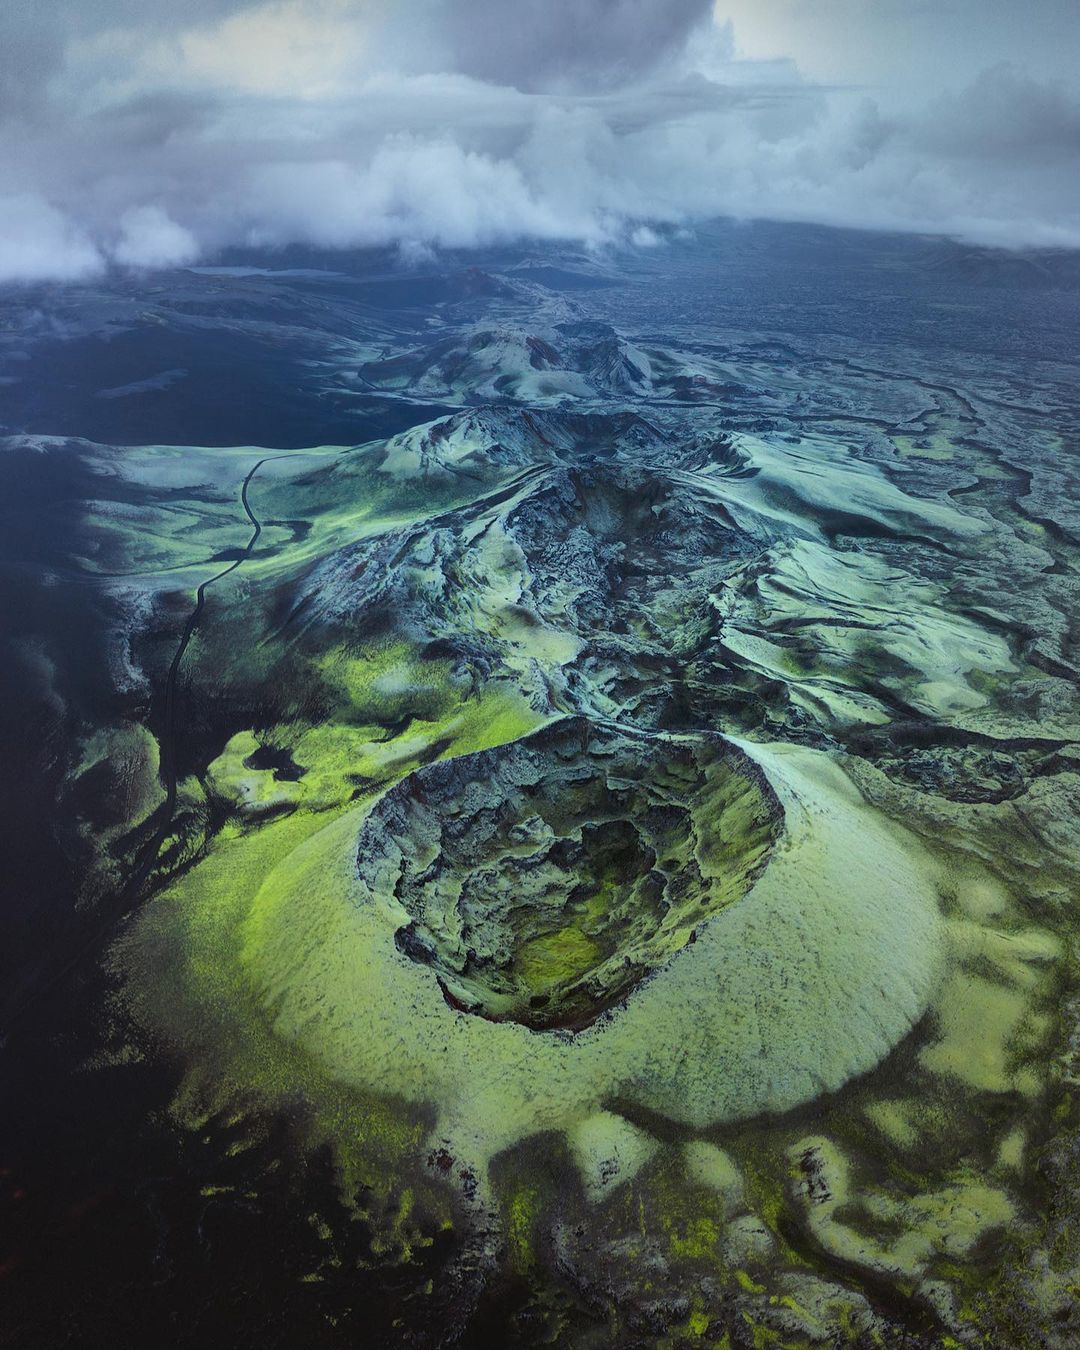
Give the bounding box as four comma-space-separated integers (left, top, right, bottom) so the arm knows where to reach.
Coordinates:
225, 739, 950, 1213
162, 464, 578, 779
73, 445, 259, 579
719, 537, 1018, 731
71, 444, 344, 586
114, 439, 545, 765
185, 618, 541, 809
115, 804, 449, 1262
124, 719, 973, 1336
199, 635, 541, 815
119, 676, 550, 1269
240, 440, 530, 580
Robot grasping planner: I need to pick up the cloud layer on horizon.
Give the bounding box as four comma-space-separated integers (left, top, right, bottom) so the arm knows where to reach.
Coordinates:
2, 0, 1080, 283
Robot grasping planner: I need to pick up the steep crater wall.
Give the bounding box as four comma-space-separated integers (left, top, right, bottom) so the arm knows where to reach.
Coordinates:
355, 717, 783, 1030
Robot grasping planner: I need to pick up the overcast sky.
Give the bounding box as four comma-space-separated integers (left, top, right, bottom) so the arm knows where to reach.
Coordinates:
2, 0, 1079, 282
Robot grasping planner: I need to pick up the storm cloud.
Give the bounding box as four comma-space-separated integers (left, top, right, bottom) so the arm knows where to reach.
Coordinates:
1, 0, 1079, 282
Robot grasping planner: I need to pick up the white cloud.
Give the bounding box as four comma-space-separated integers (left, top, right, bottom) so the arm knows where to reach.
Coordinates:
114, 205, 200, 269
0, 195, 104, 284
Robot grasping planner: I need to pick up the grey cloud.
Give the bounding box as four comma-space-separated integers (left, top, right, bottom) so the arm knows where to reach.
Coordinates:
0, 8, 65, 119
917, 65, 1080, 162
436, 0, 715, 92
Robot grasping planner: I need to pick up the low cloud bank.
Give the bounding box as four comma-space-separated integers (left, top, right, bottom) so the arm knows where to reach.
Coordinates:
2, 0, 1079, 282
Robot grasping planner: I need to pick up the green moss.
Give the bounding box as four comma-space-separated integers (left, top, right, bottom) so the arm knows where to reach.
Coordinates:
506, 1184, 542, 1273
515, 926, 600, 994
671, 1217, 722, 1262
206, 730, 307, 816
317, 640, 458, 727
687, 1308, 709, 1337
